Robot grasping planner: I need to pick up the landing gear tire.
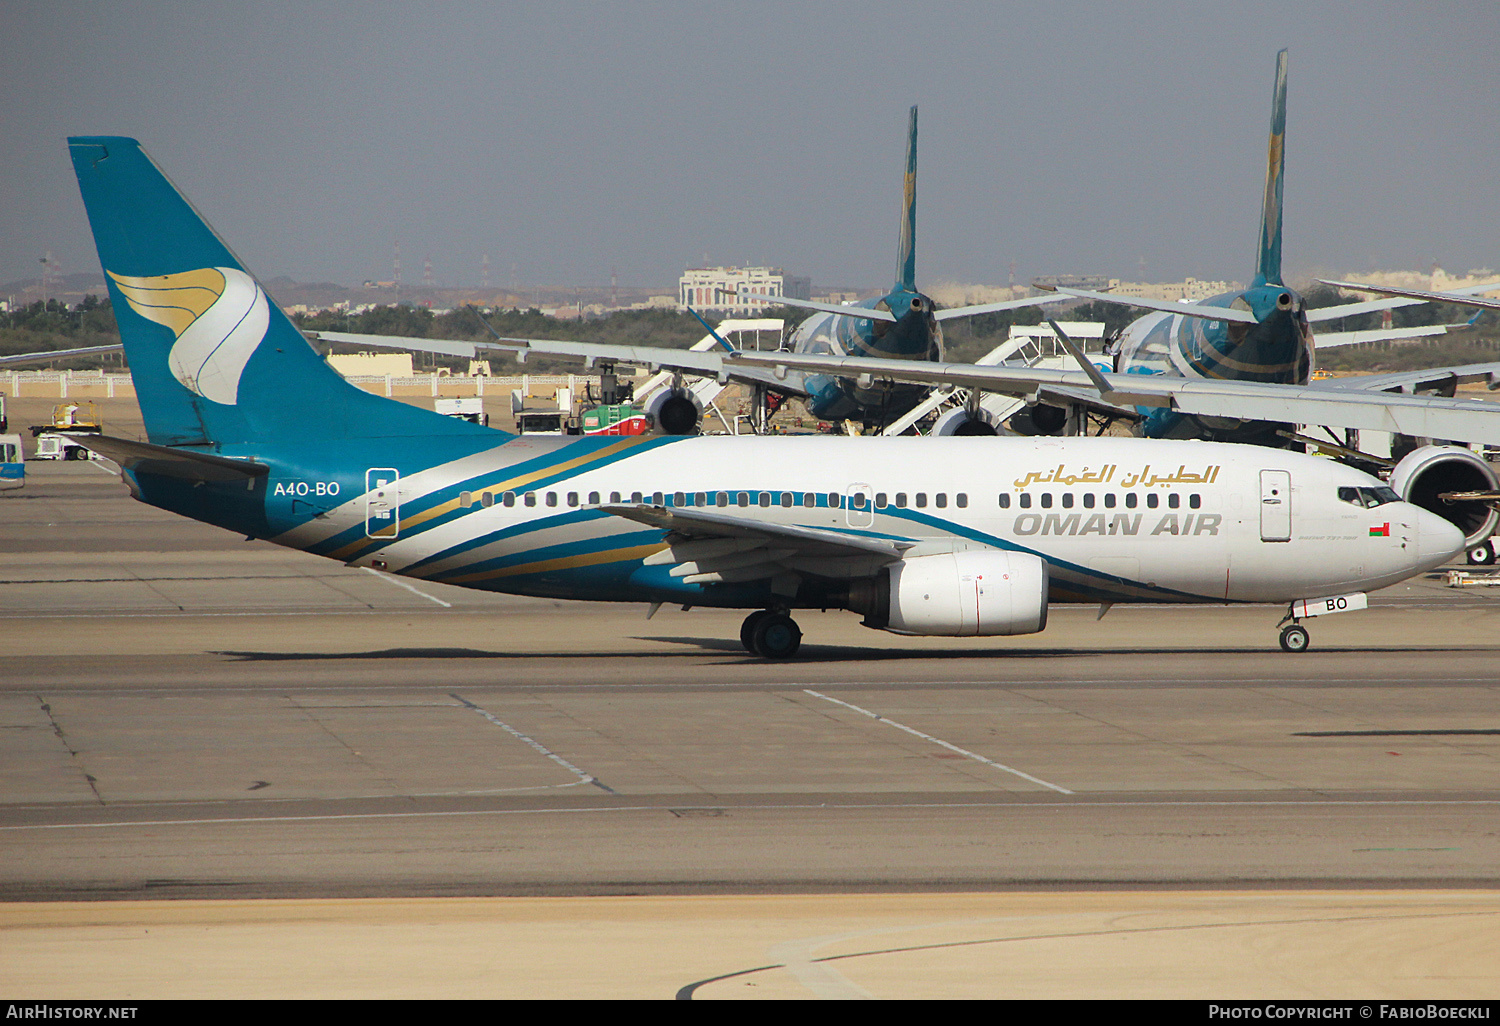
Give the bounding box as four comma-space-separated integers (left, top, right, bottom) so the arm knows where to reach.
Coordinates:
739, 610, 771, 652
1279, 624, 1310, 653
750, 613, 802, 660
1467, 542, 1495, 566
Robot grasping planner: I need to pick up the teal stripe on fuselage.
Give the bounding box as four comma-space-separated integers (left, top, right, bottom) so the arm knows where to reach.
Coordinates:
402, 507, 615, 576
302, 433, 681, 559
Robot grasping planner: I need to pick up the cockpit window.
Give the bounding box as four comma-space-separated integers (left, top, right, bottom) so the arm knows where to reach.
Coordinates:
1338, 485, 1401, 508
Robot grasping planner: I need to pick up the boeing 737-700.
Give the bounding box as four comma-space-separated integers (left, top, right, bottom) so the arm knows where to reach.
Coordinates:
55, 135, 1465, 657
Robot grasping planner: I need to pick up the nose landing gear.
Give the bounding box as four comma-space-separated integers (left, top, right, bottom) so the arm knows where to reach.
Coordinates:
739, 609, 802, 659
1278, 622, 1310, 653
1276, 605, 1311, 652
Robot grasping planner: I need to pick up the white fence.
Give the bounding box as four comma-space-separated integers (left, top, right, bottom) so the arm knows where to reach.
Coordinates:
1, 371, 616, 400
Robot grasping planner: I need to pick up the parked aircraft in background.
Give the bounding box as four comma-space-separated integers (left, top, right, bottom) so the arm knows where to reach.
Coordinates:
321, 106, 1070, 436
1042, 50, 1500, 442
60, 135, 1465, 658
685, 52, 1500, 559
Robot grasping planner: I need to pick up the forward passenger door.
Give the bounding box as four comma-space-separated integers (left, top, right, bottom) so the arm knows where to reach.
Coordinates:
1259, 470, 1291, 542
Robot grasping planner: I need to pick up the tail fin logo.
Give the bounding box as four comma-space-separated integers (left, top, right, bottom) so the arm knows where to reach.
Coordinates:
107, 267, 270, 406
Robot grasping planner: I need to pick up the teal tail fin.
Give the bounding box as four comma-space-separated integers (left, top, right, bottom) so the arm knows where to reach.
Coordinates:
894, 105, 918, 292
68, 137, 488, 448
1253, 50, 1288, 287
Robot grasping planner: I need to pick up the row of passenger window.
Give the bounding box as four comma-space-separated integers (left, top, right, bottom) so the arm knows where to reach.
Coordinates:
456, 489, 1199, 512
458, 489, 899, 510
999, 492, 1203, 510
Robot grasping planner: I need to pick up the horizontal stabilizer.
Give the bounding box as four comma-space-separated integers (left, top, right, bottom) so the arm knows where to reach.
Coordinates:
1047, 286, 1258, 324
0, 343, 124, 367
724, 291, 896, 322
69, 434, 267, 482
1317, 280, 1500, 313
1313, 325, 1446, 349
933, 293, 1070, 322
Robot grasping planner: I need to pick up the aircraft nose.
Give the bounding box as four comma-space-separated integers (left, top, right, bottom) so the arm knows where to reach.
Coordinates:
1414, 506, 1465, 571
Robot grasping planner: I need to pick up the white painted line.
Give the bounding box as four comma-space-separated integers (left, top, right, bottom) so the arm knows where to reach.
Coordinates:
451, 693, 612, 793
766, 934, 877, 1000
803, 689, 1074, 794
362, 567, 452, 607
7, 798, 1500, 832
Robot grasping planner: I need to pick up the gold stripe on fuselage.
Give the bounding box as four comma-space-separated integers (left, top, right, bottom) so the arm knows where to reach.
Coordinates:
328, 436, 654, 563
440, 541, 667, 585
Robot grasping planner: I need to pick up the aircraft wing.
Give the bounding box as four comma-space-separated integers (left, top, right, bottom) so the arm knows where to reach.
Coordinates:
0, 343, 124, 366
723, 350, 1500, 443
312, 330, 808, 396
724, 289, 1069, 322
604, 503, 912, 585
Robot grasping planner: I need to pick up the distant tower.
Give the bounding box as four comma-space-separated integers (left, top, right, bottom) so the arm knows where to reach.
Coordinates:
393, 240, 401, 288
423, 256, 435, 289
611, 266, 618, 308
481, 253, 491, 290
40, 251, 58, 306
1008, 259, 1016, 289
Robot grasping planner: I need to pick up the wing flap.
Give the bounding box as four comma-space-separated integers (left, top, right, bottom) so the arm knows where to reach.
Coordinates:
602, 503, 910, 584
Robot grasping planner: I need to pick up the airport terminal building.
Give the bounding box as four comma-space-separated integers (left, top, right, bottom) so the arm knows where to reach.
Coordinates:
678, 266, 811, 313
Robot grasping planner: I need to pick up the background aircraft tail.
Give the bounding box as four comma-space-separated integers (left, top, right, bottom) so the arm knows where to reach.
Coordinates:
68, 136, 488, 449
1253, 50, 1288, 287
894, 106, 918, 292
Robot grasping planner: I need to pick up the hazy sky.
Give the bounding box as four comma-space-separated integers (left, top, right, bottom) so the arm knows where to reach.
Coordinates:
3, 0, 1497, 294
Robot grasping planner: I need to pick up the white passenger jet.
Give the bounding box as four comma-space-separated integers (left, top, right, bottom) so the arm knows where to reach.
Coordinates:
62, 136, 1463, 657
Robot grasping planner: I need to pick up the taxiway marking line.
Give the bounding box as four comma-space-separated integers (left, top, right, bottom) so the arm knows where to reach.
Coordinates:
802, 689, 1074, 794
361, 567, 452, 607
6, 798, 1500, 832
450, 693, 614, 793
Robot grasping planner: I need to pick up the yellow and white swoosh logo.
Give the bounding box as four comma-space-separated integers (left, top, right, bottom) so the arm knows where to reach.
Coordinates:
107, 266, 269, 406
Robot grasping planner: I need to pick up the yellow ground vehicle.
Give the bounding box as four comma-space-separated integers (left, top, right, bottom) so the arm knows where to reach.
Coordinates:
30, 401, 102, 460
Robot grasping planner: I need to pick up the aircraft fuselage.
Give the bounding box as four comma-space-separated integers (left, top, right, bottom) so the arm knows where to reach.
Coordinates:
126, 433, 1459, 614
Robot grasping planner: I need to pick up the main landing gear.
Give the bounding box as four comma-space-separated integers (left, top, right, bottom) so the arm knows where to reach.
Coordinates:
740, 609, 803, 659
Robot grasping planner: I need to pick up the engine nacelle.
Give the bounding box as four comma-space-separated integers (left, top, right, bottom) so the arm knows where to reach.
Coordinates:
1007, 402, 1068, 436
1388, 445, 1499, 547
853, 550, 1049, 637
643, 389, 702, 435
932, 407, 998, 436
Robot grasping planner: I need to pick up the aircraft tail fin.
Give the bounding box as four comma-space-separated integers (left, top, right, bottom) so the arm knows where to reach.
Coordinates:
894, 105, 918, 292
68, 137, 489, 449
1253, 50, 1288, 287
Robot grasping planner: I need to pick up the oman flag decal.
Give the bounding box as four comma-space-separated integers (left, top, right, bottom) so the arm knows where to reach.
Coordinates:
1370, 523, 1390, 537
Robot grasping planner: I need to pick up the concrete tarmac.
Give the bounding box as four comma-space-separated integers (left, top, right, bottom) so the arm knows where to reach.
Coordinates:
4, 460, 1500, 998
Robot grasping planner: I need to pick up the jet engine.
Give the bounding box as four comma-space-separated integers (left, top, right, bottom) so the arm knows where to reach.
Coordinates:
931, 407, 998, 436
849, 549, 1049, 637
643, 388, 702, 435
1388, 444, 1499, 548
1007, 402, 1069, 436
